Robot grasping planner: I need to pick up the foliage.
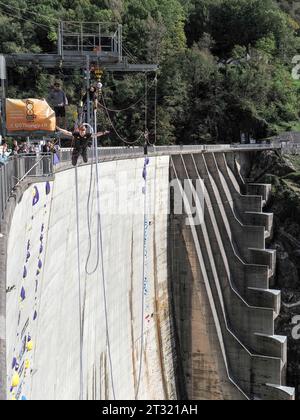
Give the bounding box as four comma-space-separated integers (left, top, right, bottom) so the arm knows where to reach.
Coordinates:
1, 0, 300, 144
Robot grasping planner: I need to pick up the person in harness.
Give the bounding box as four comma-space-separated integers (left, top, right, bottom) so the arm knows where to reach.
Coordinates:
56, 125, 110, 166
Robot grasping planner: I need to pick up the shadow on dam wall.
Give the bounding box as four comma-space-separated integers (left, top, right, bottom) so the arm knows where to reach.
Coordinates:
0, 150, 296, 400
168, 215, 245, 400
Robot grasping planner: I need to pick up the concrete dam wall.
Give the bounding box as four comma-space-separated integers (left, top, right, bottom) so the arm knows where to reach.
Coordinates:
0, 150, 295, 400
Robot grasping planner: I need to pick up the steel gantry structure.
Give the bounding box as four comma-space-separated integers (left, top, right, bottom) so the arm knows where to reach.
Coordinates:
0, 21, 158, 136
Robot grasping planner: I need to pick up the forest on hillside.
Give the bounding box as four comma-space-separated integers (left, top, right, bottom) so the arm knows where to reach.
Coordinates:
1, 0, 300, 145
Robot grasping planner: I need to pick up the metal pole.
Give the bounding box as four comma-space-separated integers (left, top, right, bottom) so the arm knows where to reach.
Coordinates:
99, 23, 101, 50
61, 21, 64, 59
58, 21, 62, 56
86, 55, 91, 125
80, 23, 83, 54
0, 55, 7, 137
118, 25, 122, 62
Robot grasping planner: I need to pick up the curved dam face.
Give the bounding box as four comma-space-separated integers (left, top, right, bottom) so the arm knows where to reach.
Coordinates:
4, 156, 176, 400
1, 150, 295, 400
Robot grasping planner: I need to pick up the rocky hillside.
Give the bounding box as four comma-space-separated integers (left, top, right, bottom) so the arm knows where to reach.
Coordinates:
250, 150, 300, 397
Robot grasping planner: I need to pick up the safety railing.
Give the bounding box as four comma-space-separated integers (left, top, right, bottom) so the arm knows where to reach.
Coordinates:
58, 21, 122, 61
57, 142, 282, 163
0, 143, 282, 222
0, 154, 53, 222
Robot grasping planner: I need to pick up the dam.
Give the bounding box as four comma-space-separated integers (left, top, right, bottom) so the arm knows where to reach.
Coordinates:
0, 144, 295, 400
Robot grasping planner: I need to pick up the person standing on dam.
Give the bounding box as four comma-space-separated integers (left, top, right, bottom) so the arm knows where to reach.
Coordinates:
56, 125, 110, 166
48, 82, 69, 129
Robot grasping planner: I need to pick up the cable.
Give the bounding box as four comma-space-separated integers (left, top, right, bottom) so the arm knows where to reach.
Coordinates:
122, 46, 136, 62
0, 0, 59, 22
100, 73, 158, 147
80, 72, 101, 276
74, 166, 84, 401
148, 73, 158, 146
80, 108, 117, 398
100, 72, 155, 145
92, 109, 117, 400
135, 199, 147, 399
145, 73, 148, 136
154, 74, 158, 145
98, 95, 145, 113
101, 94, 144, 145
122, 45, 138, 64
85, 159, 100, 275
98, 77, 157, 113
135, 158, 149, 399
0, 7, 50, 30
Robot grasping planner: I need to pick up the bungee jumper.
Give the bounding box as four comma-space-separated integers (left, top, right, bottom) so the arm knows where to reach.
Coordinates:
56, 124, 110, 166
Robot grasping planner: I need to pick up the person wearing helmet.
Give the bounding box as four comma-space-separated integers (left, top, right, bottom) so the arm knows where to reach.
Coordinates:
56, 125, 110, 166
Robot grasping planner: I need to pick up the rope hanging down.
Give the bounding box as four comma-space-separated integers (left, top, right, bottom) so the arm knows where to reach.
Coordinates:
85, 119, 100, 276
84, 112, 117, 399
145, 74, 158, 147
85, 157, 100, 275
99, 72, 158, 146
74, 166, 84, 401
135, 156, 150, 399
98, 76, 157, 114
77, 69, 156, 399
101, 94, 144, 145
94, 118, 117, 400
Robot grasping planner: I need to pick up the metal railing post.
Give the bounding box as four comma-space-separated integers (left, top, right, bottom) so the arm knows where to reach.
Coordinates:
99, 23, 101, 51
80, 23, 83, 54
118, 25, 122, 62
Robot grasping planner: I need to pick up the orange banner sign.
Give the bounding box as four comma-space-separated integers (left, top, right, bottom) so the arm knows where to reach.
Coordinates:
6, 99, 56, 133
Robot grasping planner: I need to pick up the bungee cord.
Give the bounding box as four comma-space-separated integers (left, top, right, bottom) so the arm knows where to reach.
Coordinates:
74, 166, 84, 400
101, 94, 144, 145
70, 49, 158, 399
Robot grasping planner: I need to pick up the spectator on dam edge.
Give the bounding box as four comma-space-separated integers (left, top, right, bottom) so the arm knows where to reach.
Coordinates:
0, 141, 9, 165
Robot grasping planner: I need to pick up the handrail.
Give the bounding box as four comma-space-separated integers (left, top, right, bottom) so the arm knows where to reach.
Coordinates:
0, 143, 281, 223
0, 154, 53, 222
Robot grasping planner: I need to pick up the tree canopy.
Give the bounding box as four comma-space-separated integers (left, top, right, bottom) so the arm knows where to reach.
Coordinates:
1, 0, 300, 144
